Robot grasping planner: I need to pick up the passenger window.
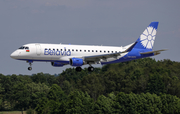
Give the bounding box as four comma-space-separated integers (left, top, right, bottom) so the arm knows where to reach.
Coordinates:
104, 51, 106, 53
61, 49, 63, 51
53, 49, 55, 51
96, 50, 98, 52
57, 49, 59, 51
68, 49, 70, 51
115, 51, 117, 53
49, 48, 51, 50
80, 50, 82, 52
112, 51, 113, 53
84, 50, 86, 52
72, 49, 74, 51
108, 51, 109, 53
65, 49, 66, 51
92, 50, 94, 52
45, 48, 47, 50
88, 50, 90, 52
100, 50, 102, 52
76, 49, 78, 52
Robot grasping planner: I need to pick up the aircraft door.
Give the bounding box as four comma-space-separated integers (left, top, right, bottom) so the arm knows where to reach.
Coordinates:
35, 44, 41, 56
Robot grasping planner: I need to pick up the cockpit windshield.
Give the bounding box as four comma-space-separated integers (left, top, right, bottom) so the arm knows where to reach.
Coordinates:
19, 46, 25, 49
25, 47, 29, 49
18, 46, 29, 49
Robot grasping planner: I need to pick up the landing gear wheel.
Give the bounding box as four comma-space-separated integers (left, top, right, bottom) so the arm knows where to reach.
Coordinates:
76, 67, 82, 72
28, 67, 32, 71
27, 61, 33, 71
88, 66, 94, 72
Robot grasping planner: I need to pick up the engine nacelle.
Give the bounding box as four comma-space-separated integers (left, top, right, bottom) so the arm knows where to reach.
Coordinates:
51, 62, 64, 67
70, 58, 84, 66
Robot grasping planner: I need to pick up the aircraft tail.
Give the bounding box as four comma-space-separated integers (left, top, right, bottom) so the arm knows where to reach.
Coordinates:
133, 22, 159, 50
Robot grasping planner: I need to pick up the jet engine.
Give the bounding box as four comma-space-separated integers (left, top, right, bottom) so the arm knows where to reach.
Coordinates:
70, 58, 84, 66
51, 62, 64, 67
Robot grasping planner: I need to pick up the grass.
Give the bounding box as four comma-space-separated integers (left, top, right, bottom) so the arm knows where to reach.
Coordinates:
0, 111, 26, 114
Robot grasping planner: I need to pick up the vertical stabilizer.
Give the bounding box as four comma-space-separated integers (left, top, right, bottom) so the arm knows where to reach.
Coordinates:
134, 22, 159, 50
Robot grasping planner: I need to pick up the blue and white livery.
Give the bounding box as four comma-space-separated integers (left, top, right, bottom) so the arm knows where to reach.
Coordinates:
10, 22, 167, 72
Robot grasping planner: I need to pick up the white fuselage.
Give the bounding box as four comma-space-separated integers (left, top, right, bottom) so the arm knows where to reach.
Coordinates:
10, 22, 165, 71
10, 43, 129, 64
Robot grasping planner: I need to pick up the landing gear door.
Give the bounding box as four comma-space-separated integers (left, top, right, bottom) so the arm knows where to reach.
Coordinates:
35, 44, 41, 56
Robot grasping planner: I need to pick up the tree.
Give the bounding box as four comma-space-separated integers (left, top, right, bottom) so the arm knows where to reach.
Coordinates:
77, 73, 105, 100
64, 90, 94, 114
12, 82, 31, 113
35, 84, 65, 114
31, 72, 46, 84
160, 94, 180, 114
146, 73, 166, 95
26, 82, 50, 109
93, 92, 115, 114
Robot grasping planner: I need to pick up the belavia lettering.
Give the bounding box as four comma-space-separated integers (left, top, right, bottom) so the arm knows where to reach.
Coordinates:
44, 49, 71, 56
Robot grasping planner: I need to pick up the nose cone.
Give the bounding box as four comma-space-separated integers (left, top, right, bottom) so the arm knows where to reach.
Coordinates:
10, 51, 18, 59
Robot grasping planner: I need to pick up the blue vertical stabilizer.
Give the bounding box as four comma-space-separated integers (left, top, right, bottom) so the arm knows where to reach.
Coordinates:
133, 22, 159, 51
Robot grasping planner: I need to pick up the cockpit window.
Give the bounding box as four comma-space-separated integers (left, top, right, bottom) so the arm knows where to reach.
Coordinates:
19, 46, 25, 49
18, 46, 29, 50
25, 47, 29, 49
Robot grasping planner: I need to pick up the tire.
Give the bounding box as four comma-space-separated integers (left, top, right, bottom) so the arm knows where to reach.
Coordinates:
76, 67, 82, 72
28, 67, 32, 71
88, 66, 94, 72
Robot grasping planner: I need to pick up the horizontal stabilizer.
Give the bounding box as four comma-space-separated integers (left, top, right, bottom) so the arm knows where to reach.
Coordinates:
140, 49, 167, 55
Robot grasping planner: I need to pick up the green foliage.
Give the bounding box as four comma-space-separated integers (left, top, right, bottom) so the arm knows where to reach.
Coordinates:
1, 58, 180, 113
26, 108, 36, 114
113, 92, 179, 114
64, 90, 94, 114
35, 84, 65, 114
146, 73, 166, 95
93, 92, 115, 114
77, 73, 105, 100
160, 94, 180, 114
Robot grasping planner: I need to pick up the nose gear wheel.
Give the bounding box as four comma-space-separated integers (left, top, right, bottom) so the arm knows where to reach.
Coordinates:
27, 61, 33, 71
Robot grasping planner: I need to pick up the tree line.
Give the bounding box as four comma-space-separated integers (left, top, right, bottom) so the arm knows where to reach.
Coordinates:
0, 58, 180, 113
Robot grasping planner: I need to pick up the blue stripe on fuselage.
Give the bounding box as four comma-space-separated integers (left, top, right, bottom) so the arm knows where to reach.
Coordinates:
101, 49, 154, 65
18, 59, 70, 64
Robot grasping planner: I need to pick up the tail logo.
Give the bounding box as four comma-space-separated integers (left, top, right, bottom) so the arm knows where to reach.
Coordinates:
140, 27, 157, 49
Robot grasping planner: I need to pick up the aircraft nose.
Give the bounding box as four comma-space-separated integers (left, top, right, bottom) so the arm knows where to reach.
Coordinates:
10, 51, 18, 59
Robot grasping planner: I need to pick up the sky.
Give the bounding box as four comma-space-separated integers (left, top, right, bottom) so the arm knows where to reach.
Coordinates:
0, 0, 180, 75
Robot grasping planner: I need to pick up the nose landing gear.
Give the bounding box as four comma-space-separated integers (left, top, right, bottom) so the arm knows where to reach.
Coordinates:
27, 61, 33, 71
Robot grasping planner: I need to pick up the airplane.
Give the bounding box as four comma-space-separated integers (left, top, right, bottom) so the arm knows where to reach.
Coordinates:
10, 22, 167, 72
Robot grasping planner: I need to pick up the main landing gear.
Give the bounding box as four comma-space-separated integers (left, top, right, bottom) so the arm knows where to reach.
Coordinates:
75, 67, 82, 72
27, 61, 33, 71
75, 66, 94, 72
88, 66, 94, 72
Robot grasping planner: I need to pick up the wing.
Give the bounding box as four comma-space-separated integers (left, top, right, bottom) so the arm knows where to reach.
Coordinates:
84, 52, 122, 62
84, 42, 137, 62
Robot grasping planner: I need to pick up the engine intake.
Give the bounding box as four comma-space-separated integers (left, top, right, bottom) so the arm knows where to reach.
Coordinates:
70, 58, 84, 66
51, 62, 64, 67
